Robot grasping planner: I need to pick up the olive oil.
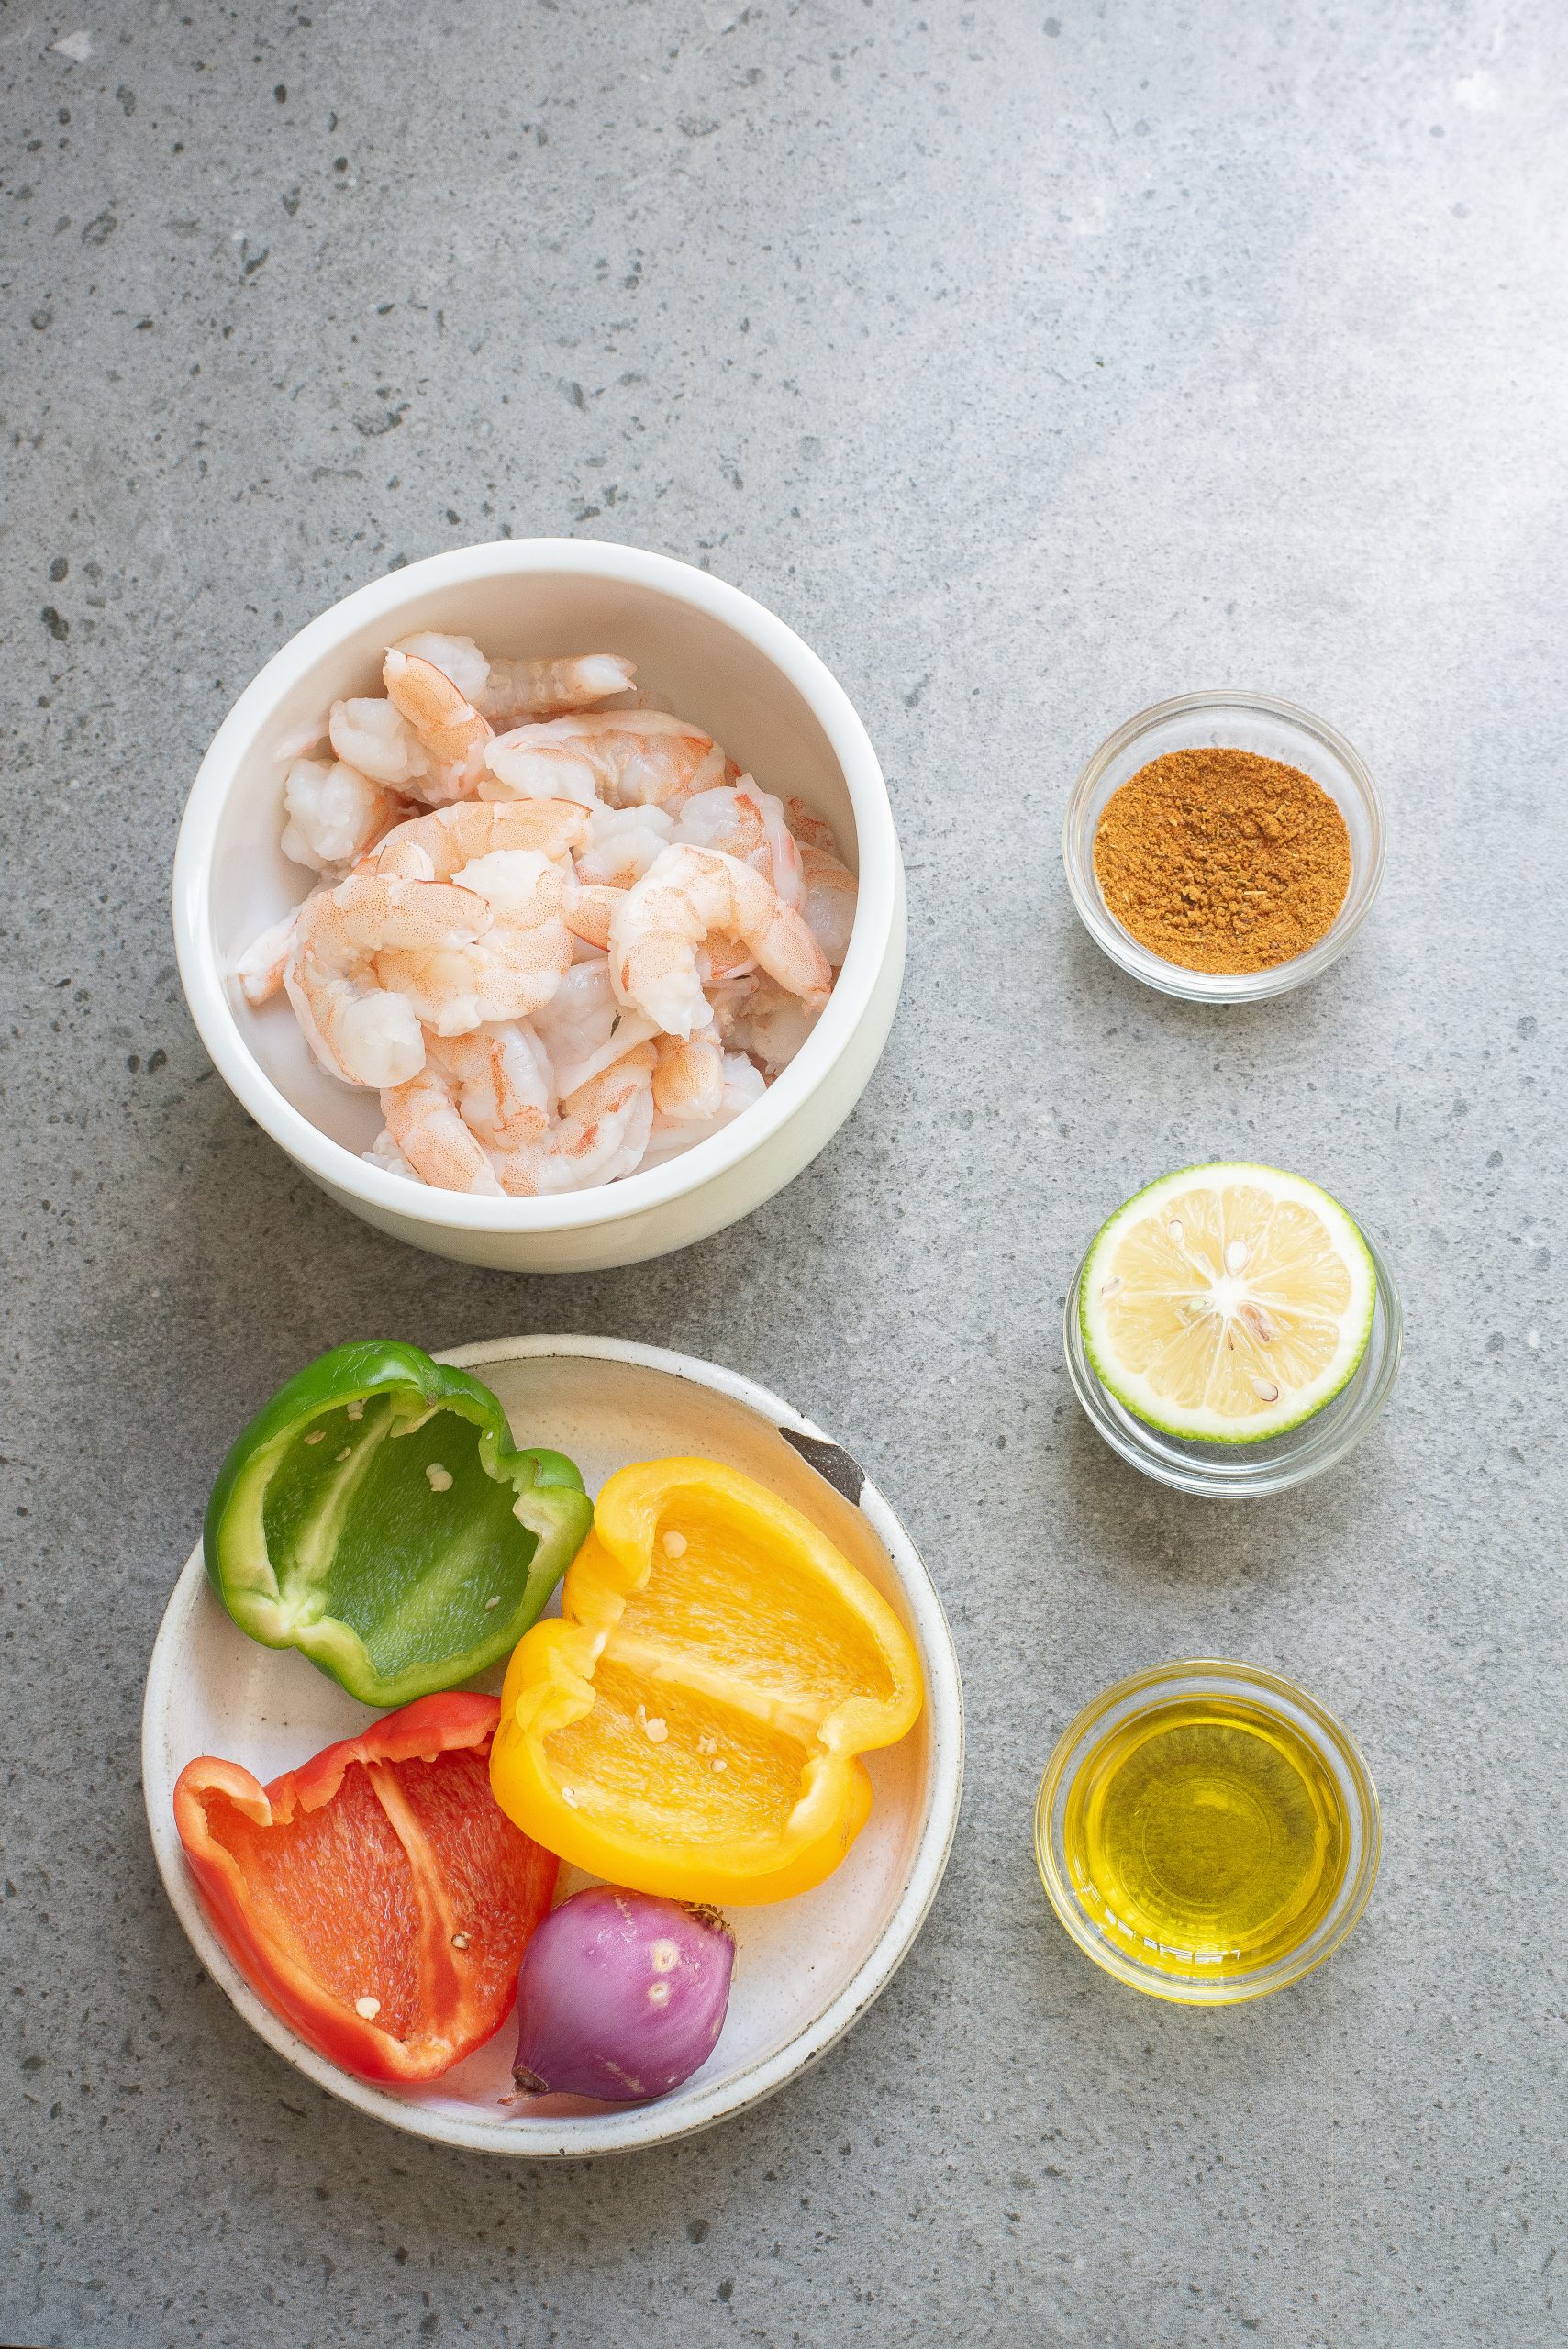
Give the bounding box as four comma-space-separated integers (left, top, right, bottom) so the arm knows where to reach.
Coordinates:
1062, 1692, 1349, 1980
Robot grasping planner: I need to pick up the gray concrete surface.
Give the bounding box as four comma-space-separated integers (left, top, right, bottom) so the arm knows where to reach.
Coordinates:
4, 2, 1564, 2343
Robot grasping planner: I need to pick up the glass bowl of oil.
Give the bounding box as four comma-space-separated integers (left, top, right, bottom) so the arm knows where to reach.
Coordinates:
1034, 1660, 1380, 2005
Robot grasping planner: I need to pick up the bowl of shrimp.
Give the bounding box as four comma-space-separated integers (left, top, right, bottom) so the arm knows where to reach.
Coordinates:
172, 540, 905, 1270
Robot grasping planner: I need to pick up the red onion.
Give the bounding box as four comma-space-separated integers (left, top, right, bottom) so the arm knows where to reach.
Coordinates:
509, 1885, 735, 2104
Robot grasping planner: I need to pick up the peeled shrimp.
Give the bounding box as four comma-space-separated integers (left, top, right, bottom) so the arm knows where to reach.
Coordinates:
285, 873, 487, 1087
373, 849, 573, 1034
382, 1031, 655, 1196
235, 900, 311, 1007
608, 845, 831, 1040
713, 969, 821, 1075
641, 1051, 767, 1168
799, 841, 857, 967
380, 1022, 555, 1195
532, 961, 658, 1096
274, 718, 328, 765
573, 800, 676, 889
426, 1024, 555, 1152
651, 1031, 724, 1122
381, 649, 493, 803
562, 881, 624, 954
534, 1043, 658, 1192
785, 796, 841, 856
280, 757, 410, 876
364, 1126, 418, 1180
368, 796, 587, 882
352, 802, 584, 1028
393, 632, 636, 725
695, 933, 758, 986
673, 780, 804, 907
379, 1062, 504, 1196
482, 710, 734, 814
328, 696, 432, 794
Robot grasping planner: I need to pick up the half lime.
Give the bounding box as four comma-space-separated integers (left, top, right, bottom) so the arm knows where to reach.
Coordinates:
1080, 1163, 1375, 1444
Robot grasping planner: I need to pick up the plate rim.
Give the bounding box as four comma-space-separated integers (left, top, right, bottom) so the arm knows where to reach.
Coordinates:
141, 1335, 965, 2157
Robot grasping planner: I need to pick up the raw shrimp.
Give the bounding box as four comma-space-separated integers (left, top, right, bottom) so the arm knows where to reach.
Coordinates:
235, 900, 311, 1007
641, 1051, 767, 1167
373, 849, 573, 1033
482, 710, 734, 813
285, 873, 487, 1087
382, 649, 494, 802
651, 1031, 724, 1122
358, 802, 584, 1027
562, 881, 625, 954
328, 696, 432, 794
426, 1024, 554, 1152
608, 845, 831, 1040
534, 1043, 657, 1192
379, 1063, 503, 1196
364, 1126, 418, 1180
380, 1023, 554, 1195
713, 969, 821, 1075
369, 796, 587, 881
695, 934, 758, 985
532, 961, 658, 1096
799, 841, 857, 967
280, 757, 410, 875
393, 632, 636, 724
274, 718, 329, 764
382, 1033, 655, 1196
673, 780, 803, 907
784, 796, 841, 856
573, 801, 675, 889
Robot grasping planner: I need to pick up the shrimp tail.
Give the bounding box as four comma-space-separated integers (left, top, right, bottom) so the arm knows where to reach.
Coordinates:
383, 649, 493, 799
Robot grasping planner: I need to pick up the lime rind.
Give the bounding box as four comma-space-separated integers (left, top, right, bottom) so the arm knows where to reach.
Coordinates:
1079, 1162, 1376, 1446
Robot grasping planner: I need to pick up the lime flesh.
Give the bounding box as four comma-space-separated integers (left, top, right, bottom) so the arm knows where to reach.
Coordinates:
1081, 1163, 1375, 1444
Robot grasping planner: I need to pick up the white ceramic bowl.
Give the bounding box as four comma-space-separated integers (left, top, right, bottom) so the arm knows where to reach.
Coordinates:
172, 542, 906, 1271
142, 1337, 964, 2156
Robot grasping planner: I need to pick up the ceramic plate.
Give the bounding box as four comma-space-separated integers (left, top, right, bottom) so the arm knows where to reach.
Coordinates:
142, 1337, 964, 2155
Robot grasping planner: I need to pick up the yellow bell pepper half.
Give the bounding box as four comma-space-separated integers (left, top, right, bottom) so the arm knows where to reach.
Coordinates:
491, 1457, 925, 1905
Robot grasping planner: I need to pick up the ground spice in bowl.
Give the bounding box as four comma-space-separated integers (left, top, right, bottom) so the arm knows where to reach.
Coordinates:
1092, 748, 1351, 975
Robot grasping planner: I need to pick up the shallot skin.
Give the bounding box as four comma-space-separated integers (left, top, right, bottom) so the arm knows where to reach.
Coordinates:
511, 1885, 735, 2105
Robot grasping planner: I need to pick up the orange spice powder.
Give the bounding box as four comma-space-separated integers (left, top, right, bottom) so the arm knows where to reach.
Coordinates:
1092, 748, 1351, 975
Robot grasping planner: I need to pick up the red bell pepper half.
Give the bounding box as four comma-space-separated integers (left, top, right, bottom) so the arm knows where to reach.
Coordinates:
173, 1692, 557, 2084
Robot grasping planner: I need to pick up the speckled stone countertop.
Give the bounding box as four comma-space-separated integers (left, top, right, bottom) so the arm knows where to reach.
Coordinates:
4, 4, 1564, 2344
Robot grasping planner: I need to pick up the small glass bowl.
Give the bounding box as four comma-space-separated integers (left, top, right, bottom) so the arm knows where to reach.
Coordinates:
1062, 690, 1385, 1002
1063, 1225, 1402, 1498
1035, 1659, 1381, 2006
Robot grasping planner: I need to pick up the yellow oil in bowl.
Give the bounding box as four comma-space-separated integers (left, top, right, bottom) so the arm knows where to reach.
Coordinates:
1062, 1694, 1347, 1977
1036, 1661, 1379, 2003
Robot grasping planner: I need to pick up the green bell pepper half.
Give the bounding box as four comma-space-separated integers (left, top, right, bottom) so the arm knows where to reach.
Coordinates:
204, 1341, 595, 1708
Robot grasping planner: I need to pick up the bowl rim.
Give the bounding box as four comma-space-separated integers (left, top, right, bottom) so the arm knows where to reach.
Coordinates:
141, 1334, 966, 2156
1061, 687, 1386, 1004
1033, 1655, 1381, 2005
172, 539, 899, 1230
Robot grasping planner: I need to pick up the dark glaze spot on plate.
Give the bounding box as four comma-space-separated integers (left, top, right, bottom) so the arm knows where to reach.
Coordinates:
780, 1429, 864, 1507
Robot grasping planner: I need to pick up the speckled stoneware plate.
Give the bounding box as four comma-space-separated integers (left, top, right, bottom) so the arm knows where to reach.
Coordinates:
141, 1337, 963, 2157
